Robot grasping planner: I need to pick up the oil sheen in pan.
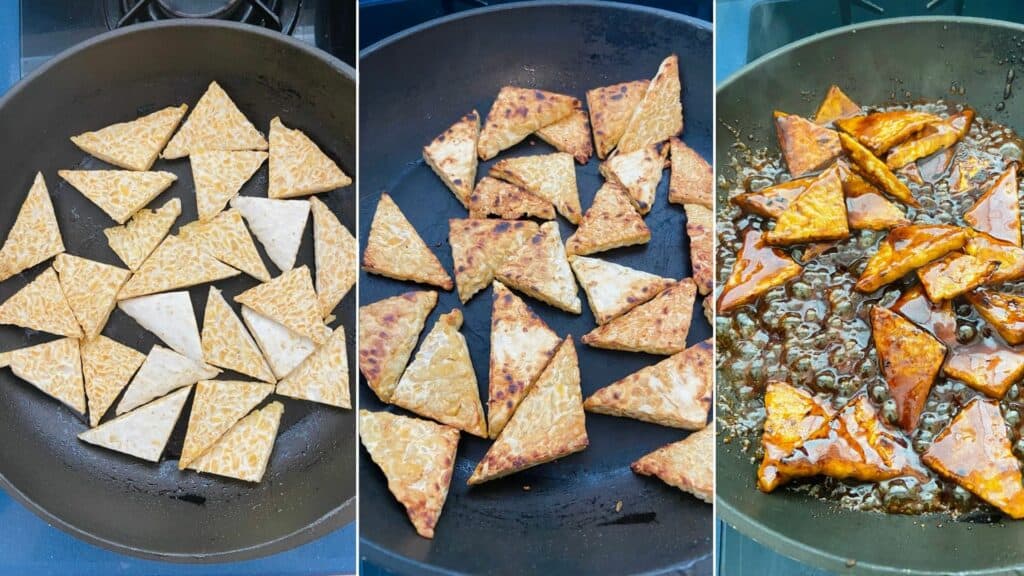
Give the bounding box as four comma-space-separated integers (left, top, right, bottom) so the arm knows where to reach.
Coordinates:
716, 100, 1024, 516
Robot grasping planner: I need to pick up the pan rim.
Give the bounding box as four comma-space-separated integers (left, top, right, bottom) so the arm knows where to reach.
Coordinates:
0, 19, 356, 564
716, 15, 1024, 576
359, 0, 712, 59
359, 2, 711, 574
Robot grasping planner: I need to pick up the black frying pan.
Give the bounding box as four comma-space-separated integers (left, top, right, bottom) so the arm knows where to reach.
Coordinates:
359, 2, 712, 574
717, 16, 1024, 576
0, 21, 356, 562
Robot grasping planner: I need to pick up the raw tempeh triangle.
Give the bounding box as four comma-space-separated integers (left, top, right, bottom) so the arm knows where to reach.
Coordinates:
310, 196, 357, 319
487, 281, 561, 438
79, 386, 191, 462
467, 177, 555, 221
587, 80, 649, 159
118, 291, 204, 363
617, 54, 683, 154
582, 278, 696, 355
668, 137, 712, 208
241, 306, 316, 381
391, 310, 487, 437
569, 256, 674, 324
201, 287, 274, 383
191, 150, 267, 221
178, 379, 274, 469
535, 108, 593, 164
230, 195, 310, 272
449, 218, 538, 303
104, 198, 180, 271
189, 401, 284, 482
685, 203, 713, 295
565, 182, 650, 256
71, 104, 188, 171
162, 81, 267, 159
0, 173, 64, 282
0, 337, 84, 414
359, 409, 459, 539
268, 117, 351, 198
599, 141, 668, 214
53, 253, 130, 340
116, 345, 220, 414
477, 87, 577, 161
632, 426, 714, 503
81, 335, 145, 427
495, 221, 580, 314
276, 326, 350, 408
490, 153, 581, 224
469, 336, 588, 484
58, 170, 176, 224
423, 111, 479, 206
234, 266, 327, 344
0, 267, 82, 338
584, 339, 713, 428
358, 290, 437, 403
363, 193, 453, 290
117, 234, 239, 299
178, 208, 271, 282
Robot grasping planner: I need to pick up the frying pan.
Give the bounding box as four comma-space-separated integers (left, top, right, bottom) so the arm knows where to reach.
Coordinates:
716, 16, 1024, 576
0, 21, 356, 562
359, 2, 712, 574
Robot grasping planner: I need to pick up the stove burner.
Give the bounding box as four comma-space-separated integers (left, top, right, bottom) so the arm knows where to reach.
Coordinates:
107, 0, 300, 34
157, 0, 245, 19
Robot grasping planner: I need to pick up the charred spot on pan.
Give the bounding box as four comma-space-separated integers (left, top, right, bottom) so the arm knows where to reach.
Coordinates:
171, 493, 206, 506
598, 511, 656, 526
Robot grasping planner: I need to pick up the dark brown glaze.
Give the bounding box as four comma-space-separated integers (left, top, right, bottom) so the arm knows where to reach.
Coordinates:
717, 229, 803, 314
836, 110, 939, 156
966, 289, 1024, 345
924, 399, 1024, 519
886, 109, 975, 170
774, 111, 841, 176
965, 163, 1021, 246
890, 284, 958, 346
856, 224, 969, 293
718, 99, 1024, 516
871, 307, 946, 432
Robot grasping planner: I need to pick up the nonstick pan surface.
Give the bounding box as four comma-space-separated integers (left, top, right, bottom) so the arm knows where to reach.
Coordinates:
359, 2, 712, 574
0, 20, 356, 562
717, 16, 1024, 576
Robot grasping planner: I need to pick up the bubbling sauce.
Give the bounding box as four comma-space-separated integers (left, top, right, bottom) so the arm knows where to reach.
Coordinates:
717, 101, 1024, 516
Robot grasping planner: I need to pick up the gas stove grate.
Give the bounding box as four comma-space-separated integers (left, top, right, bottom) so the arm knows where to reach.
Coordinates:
105, 0, 301, 34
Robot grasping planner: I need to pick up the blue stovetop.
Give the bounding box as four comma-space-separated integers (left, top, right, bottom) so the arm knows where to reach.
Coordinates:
0, 4, 354, 573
